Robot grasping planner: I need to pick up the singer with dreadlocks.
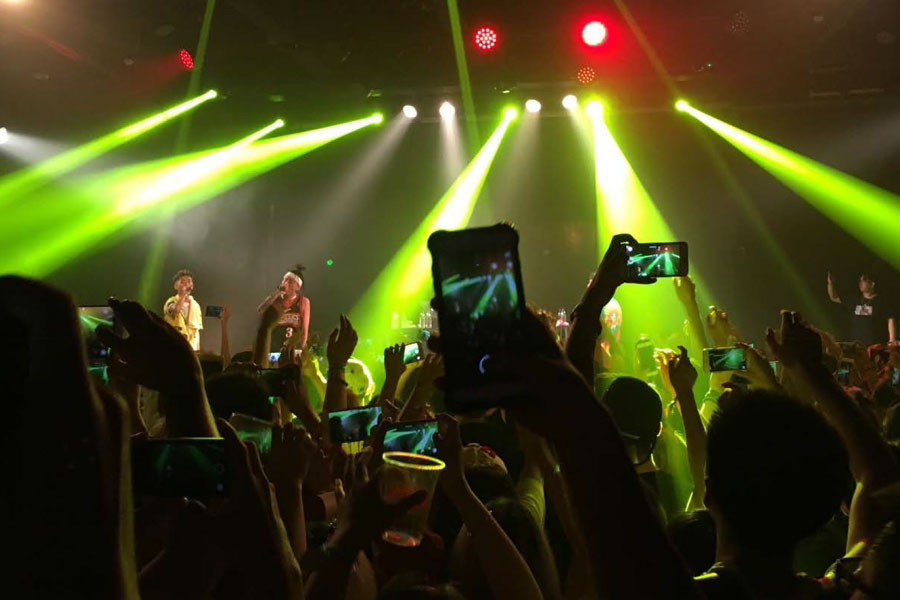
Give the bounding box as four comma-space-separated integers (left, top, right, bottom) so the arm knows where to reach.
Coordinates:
257, 264, 311, 353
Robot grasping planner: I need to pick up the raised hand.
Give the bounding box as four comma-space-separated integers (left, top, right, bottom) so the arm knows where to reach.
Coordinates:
218, 420, 304, 598
381, 343, 407, 400
736, 342, 780, 391
666, 346, 698, 396
707, 305, 740, 347
434, 413, 467, 499
99, 298, 202, 396
766, 310, 823, 370
267, 422, 317, 488
327, 314, 358, 368
673, 276, 696, 306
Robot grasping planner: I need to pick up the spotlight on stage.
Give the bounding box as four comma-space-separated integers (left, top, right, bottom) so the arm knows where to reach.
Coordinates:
0, 127, 8, 146
582, 21, 608, 47
179, 49, 194, 70
504, 106, 518, 120
402, 105, 418, 119
439, 102, 456, 119
473, 26, 498, 51
525, 99, 542, 114
674, 99, 690, 112
576, 66, 596, 84
562, 95, 578, 110
585, 100, 604, 118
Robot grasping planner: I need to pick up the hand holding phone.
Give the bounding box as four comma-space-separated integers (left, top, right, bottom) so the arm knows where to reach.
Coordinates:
624, 241, 689, 282
704, 346, 747, 373
402, 341, 423, 364
327, 406, 382, 452
78, 305, 115, 363
428, 224, 527, 411
383, 419, 438, 456
205, 305, 225, 318
132, 438, 228, 497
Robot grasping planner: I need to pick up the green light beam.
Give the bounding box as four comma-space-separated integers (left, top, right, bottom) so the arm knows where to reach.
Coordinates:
677, 101, 900, 272
350, 109, 518, 358
588, 103, 713, 346
0, 90, 217, 204
1, 115, 378, 277
445, 0, 480, 153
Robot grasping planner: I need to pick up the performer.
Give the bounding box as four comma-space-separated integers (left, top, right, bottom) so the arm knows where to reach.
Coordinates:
827, 271, 896, 345
258, 264, 311, 352
164, 269, 203, 351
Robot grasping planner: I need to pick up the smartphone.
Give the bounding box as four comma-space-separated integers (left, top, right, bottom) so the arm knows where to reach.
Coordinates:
892, 367, 899, 387
327, 406, 382, 449
402, 342, 423, 365
836, 359, 854, 386
229, 412, 273, 455
769, 360, 779, 375
383, 419, 439, 457
258, 367, 290, 397
704, 346, 747, 372
635, 336, 657, 373
428, 224, 527, 411
78, 305, 114, 363
268, 351, 282, 364
624, 242, 689, 281
205, 305, 224, 318
132, 438, 227, 497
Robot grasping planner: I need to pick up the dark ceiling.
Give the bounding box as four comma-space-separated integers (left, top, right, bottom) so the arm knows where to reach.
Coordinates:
2, 0, 899, 136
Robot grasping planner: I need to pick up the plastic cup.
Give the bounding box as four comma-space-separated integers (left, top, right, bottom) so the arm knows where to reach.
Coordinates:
380, 451, 445, 546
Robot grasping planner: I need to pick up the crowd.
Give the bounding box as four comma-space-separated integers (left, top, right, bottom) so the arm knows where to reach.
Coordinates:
3, 232, 900, 600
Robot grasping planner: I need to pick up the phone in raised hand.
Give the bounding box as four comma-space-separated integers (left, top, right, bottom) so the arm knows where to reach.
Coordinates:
624, 241, 689, 282
402, 342, 423, 364
428, 224, 527, 412
704, 346, 747, 372
132, 438, 228, 497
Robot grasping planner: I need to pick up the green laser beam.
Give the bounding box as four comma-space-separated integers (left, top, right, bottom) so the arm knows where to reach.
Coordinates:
677, 101, 900, 273
445, 0, 480, 152
350, 109, 518, 361
1, 116, 379, 277
0, 90, 217, 204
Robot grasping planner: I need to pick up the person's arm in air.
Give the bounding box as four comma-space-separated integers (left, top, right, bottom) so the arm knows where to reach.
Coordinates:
323, 315, 357, 414
397, 352, 442, 422
299, 296, 310, 350
220, 305, 231, 367
667, 347, 707, 511
436, 415, 546, 600
266, 423, 317, 563
826, 271, 842, 304
379, 344, 407, 404
673, 276, 710, 360
567, 234, 652, 383
254, 305, 280, 368
888, 316, 896, 345
767, 311, 900, 549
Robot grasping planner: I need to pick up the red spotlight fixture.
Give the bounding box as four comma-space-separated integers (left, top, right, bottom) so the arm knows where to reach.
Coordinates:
576, 65, 596, 84
581, 20, 608, 47
179, 49, 194, 70
473, 26, 498, 51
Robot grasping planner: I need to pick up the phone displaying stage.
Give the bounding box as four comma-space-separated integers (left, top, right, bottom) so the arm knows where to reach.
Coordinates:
625, 242, 689, 280
402, 342, 423, 364
205, 305, 224, 318
268, 351, 282, 364
328, 406, 382, 452
428, 224, 527, 410
132, 438, 227, 497
258, 367, 291, 397
383, 420, 439, 457
229, 412, 273, 455
704, 347, 747, 372
78, 305, 114, 363
635, 337, 657, 373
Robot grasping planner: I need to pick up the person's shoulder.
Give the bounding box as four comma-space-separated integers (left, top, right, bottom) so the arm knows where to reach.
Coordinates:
163, 295, 178, 306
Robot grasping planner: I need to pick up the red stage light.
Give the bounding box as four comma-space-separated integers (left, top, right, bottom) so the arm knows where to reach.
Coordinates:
576, 66, 596, 84
581, 21, 608, 47
179, 49, 194, 70
473, 26, 498, 51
